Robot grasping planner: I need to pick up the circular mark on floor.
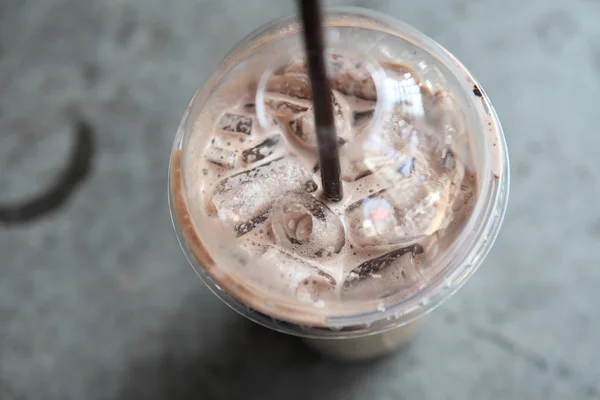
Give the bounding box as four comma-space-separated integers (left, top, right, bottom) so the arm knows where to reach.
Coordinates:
0, 119, 95, 225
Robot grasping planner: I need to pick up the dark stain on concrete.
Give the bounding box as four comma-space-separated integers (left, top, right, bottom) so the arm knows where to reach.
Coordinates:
0, 119, 95, 225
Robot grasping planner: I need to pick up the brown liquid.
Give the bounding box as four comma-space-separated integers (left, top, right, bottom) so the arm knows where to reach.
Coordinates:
171, 55, 478, 326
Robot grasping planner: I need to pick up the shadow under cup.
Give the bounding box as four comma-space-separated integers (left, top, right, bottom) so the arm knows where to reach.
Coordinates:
168, 7, 510, 361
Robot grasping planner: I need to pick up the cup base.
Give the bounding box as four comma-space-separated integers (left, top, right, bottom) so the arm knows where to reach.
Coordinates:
302, 320, 421, 361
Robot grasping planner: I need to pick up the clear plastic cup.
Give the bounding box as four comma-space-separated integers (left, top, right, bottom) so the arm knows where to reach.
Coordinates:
169, 7, 509, 361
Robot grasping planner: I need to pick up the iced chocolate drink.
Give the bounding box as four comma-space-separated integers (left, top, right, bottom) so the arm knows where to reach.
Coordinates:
169, 8, 509, 360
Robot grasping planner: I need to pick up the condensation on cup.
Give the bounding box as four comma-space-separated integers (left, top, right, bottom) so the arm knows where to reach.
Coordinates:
168, 7, 509, 361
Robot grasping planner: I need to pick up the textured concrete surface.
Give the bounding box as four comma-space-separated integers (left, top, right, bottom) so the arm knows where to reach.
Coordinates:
1, 0, 600, 399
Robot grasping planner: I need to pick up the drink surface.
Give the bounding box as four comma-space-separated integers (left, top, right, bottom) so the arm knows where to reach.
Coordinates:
173, 52, 478, 321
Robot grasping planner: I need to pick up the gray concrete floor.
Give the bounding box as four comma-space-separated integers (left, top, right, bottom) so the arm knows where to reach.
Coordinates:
1, 0, 599, 399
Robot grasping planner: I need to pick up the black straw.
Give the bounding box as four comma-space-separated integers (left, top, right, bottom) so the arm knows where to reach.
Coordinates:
297, 0, 343, 202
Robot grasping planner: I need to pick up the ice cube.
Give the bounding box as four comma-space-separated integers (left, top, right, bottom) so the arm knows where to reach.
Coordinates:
280, 53, 378, 101
266, 75, 312, 101
381, 62, 432, 121
286, 91, 351, 149
382, 62, 418, 81
295, 274, 337, 305
264, 97, 309, 120
339, 143, 375, 182
414, 60, 447, 93
344, 181, 445, 247
339, 138, 415, 182
242, 135, 281, 164
442, 149, 456, 171
342, 244, 424, 299
329, 54, 378, 101
346, 96, 377, 115
243, 103, 256, 113
270, 191, 345, 259
367, 106, 424, 158
255, 246, 336, 304
217, 113, 253, 135
234, 210, 270, 237
421, 89, 466, 138
344, 244, 424, 285
344, 144, 464, 247
353, 109, 375, 128
438, 172, 476, 239
287, 117, 315, 148
205, 146, 237, 169
211, 158, 317, 229
421, 90, 472, 171
282, 57, 307, 75
380, 64, 466, 150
